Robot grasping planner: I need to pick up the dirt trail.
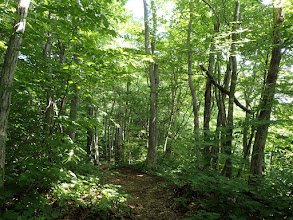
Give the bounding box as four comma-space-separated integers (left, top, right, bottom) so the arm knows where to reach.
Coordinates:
105, 168, 185, 220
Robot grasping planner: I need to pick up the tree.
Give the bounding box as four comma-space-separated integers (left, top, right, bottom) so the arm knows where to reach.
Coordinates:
222, 1, 240, 178
201, 0, 220, 168
144, 0, 159, 167
250, 2, 285, 183
87, 106, 100, 165
187, 0, 201, 160
0, 0, 31, 189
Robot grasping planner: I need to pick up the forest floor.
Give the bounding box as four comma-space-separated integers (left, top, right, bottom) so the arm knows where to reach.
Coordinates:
103, 167, 186, 220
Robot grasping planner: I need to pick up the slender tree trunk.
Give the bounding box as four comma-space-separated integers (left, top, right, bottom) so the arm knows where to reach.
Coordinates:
43, 32, 56, 136
249, 5, 284, 183
163, 107, 175, 154
236, 65, 257, 176
164, 73, 177, 154
86, 128, 93, 156
115, 97, 123, 163
237, 111, 255, 177
145, 0, 159, 167
242, 103, 250, 157
44, 94, 54, 135
222, 1, 240, 178
219, 58, 231, 155
107, 124, 112, 161
147, 63, 159, 166
102, 96, 110, 161
93, 126, 100, 165
87, 107, 94, 156
43, 33, 53, 134
143, 0, 150, 55
212, 57, 221, 169
107, 101, 115, 161
124, 81, 130, 143
0, 0, 31, 188
114, 124, 121, 163
93, 109, 100, 166
110, 124, 116, 161
67, 84, 80, 141
203, 22, 220, 168
187, 1, 200, 159
86, 107, 100, 165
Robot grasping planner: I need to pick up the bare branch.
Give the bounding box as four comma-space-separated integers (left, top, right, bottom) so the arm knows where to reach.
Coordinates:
199, 65, 254, 114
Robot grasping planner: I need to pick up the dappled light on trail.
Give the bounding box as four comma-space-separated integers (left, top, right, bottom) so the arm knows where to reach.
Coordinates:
105, 168, 185, 220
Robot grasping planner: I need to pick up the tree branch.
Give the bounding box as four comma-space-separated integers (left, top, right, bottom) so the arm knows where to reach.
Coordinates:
201, 0, 220, 26
199, 65, 253, 114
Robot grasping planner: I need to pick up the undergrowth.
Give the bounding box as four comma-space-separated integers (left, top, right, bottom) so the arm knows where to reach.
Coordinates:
0, 162, 129, 219
145, 158, 293, 220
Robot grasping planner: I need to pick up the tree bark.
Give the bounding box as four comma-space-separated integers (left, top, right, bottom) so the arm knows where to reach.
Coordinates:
145, 0, 159, 167
187, 0, 200, 159
67, 84, 80, 141
0, 0, 31, 188
237, 110, 255, 177
124, 81, 131, 143
43, 31, 56, 136
87, 107, 94, 156
93, 126, 100, 166
212, 56, 221, 169
164, 69, 178, 154
222, 1, 240, 178
115, 96, 123, 163
249, 5, 284, 183
203, 1, 220, 167
44, 94, 54, 135
107, 101, 115, 161
114, 124, 122, 163
208, 55, 231, 169
103, 97, 109, 160
86, 107, 100, 165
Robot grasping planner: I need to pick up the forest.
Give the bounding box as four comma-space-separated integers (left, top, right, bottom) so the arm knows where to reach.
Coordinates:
0, 0, 292, 219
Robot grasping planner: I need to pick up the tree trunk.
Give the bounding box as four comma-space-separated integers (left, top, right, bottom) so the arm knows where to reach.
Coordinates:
0, 0, 31, 188
145, 0, 159, 167
87, 107, 94, 156
86, 107, 100, 165
43, 31, 56, 136
216, 57, 231, 162
164, 70, 177, 154
147, 63, 159, 166
237, 111, 255, 177
44, 94, 54, 135
115, 98, 123, 163
43, 34, 53, 134
103, 102, 109, 160
93, 126, 100, 165
236, 67, 256, 177
114, 124, 122, 163
107, 124, 112, 161
222, 1, 240, 178
67, 84, 80, 141
124, 81, 130, 143
212, 57, 221, 169
249, 5, 284, 183
187, 1, 200, 159
203, 23, 220, 168
107, 101, 116, 161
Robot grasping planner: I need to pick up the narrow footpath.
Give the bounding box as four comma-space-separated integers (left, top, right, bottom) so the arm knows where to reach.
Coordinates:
105, 168, 185, 220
